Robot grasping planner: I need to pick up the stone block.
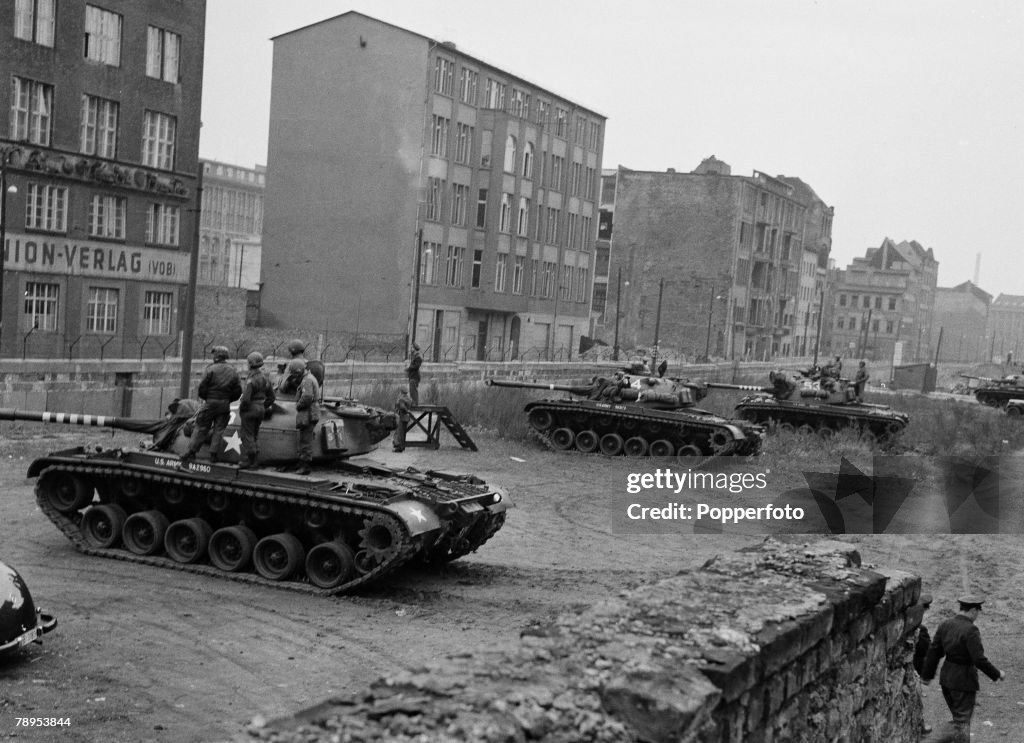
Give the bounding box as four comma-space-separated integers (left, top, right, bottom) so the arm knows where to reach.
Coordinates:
698, 648, 759, 702
601, 666, 720, 743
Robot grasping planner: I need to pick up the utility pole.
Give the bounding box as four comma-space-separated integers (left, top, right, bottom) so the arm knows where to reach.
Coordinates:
650, 277, 664, 374
612, 266, 623, 361
410, 227, 423, 352
178, 165, 203, 398
703, 283, 715, 361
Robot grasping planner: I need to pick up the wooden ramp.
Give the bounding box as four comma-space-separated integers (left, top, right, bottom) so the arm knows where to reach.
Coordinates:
403, 405, 477, 451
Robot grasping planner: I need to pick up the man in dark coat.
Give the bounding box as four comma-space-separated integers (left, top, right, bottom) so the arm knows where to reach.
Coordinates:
854, 360, 870, 402
180, 346, 242, 465
279, 338, 325, 391
406, 343, 423, 405
392, 389, 414, 452
922, 596, 1004, 742
238, 351, 276, 469
287, 359, 320, 475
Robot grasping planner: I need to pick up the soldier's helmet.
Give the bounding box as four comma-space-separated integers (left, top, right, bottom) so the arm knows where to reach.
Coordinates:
286, 358, 307, 375
287, 339, 307, 356
247, 351, 264, 369
212, 345, 230, 362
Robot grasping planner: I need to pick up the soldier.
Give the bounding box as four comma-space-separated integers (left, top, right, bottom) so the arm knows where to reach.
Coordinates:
822, 355, 843, 379
238, 351, 276, 469
922, 595, 1005, 743
768, 370, 797, 400
406, 343, 423, 405
278, 338, 326, 392
392, 388, 414, 452
283, 359, 320, 475
180, 346, 242, 465
854, 360, 870, 402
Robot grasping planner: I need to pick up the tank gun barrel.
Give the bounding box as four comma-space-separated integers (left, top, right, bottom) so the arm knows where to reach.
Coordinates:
485, 378, 592, 395
705, 382, 773, 393
0, 408, 164, 434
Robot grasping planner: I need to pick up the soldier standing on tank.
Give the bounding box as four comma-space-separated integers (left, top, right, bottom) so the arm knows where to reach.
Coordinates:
238, 351, 276, 469
406, 343, 423, 405
393, 388, 414, 452
279, 338, 325, 392
854, 360, 870, 402
286, 359, 320, 475
180, 346, 242, 466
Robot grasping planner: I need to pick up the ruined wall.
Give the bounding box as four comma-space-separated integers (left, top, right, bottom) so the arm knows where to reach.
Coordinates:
246, 540, 925, 743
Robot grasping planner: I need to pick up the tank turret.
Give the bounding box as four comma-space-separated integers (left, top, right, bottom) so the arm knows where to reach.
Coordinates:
706, 369, 910, 443
1, 402, 509, 595
485, 375, 763, 457
965, 374, 1024, 408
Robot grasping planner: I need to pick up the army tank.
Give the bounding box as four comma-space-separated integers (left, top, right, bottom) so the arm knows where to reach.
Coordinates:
485, 374, 765, 456
961, 374, 1024, 408
707, 369, 910, 443
1, 399, 508, 596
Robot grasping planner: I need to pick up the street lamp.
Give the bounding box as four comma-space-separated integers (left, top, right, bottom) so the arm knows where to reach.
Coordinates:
0, 149, 19, 355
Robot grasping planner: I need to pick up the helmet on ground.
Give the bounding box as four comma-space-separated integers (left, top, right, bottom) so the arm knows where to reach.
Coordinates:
286, 359, 307, 375
287, 339, 307, 356
212, 346, 230, 362
247, 351, 264, 369
0, 559, 57, 656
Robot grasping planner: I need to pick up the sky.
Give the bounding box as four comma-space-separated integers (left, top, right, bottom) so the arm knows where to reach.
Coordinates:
200, 0, 1024, 298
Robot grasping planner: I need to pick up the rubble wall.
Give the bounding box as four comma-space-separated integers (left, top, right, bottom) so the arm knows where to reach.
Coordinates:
247, 539, 925, 743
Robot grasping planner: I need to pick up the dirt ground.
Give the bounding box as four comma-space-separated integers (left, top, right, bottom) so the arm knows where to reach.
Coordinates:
1, 428, 1023, 742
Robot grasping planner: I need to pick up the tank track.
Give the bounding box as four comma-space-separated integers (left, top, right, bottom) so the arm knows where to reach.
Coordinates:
734, 398, 909, 442
526, 401, 763, 457
32, 455, 500, 596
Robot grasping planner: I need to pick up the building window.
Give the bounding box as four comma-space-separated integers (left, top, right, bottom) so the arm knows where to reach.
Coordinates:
431, 115, 450, 157
570, 162, 582, 195
146, 203, 179, 245
84, 5, 122, 66
888, 297, 897, 310
512, 256, 524, 295
11, 77, 53, 145
577, 267, 589, 302
874, 296, 882, 309
510, 88, 529, 117
86, 287, 119, 333
575, 115, 586, 141
146, 26, 181, 83
588, 121, 601, 150
554, 107, 568, 137
471, 249, 482, 288
499, 193, 513, 233
25, 183, 67, 231
863, 295, 870, 308
14, 0, 55, 46
522, 142, 534, 180
88, 194, 126, 239
529, 258, 539, 296
426, 177, 445, 221
839, 294, 847, 307
480, 130, 492, 168
24, 282, 59, 331
433, 57, 454, 95
872, 319, 880, 333
143, 290, 173, 335
459, 68, 478, 104
581, 216, 592, 251
561, 265, 572, 300
494, 253, 508, 292
445, 245, 464, 287
454, 122, 473, 164
420, 240, 440, 285
450, 184, 468, 226
549, 156, 564, 190
79, 95, 119, 157
542, 261, 556, 298
566, 213, 578, 249
849, 317, 857, 331
886, 321, 894, 333
837, 318, 844, 330
503, 135, 517, 173
484, 78, 506, 109
142, 110, 176, 169
545, 207, 560, 244
475, 189, 487, 228
517, 197, 530, 236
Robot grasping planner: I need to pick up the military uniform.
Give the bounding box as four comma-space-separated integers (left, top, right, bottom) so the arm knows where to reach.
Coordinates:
239, 352, 276, 468
291, 362, 321, 474
277, 339, 325, 394
392, 390, 414, 452
406, 344, 423, 405
854, 362, 870, 402
182, 347, 242, 463
922, 597, 1002, 742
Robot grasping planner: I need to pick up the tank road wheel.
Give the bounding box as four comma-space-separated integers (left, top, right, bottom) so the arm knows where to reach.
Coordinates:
305, 541, 356, 589
796, 424, 815, 436
164, 518, 213, 564
304, 506, 329, 529
38, 471, 93, 514
209, 526, 257, 572
550, 427, 576, 450
858, 427, 878, 446
355, 515, 403, 574
887, 420, 905, 436
624, 436, 649, 457
649, 439, 675, 458
249, 499, 277, 522
599, 433, 624, 456
120, 478, 144, 499
528, 408, 555, 432
817, 426, 835, 440
574, 430, 600, 453
981, 396, 999, 408
778, 422, 796, 434
253, 534, 305, 581
676, 444, 703, 459
122, 510, 170, 556
709, 430, 733, 454
81, 504, 127, 549
739, 409, 759, 423
207, 492, 231, 513
1008, 406, 1023, 417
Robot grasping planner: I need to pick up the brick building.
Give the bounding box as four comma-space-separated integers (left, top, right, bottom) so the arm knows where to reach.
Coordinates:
988, 294, 1024, 363
598, 158, 832, 362
931, 281, 991, 362
259, 11, 605, 362
0, 0, 205, 359
828, 238, 938, 364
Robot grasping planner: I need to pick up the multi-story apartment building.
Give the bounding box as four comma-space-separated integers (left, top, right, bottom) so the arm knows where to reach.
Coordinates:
0, 0, 205, 358
599, 158, 832, 362
931, 281, 991, 362
199, 159, 263, 290
828, 239, 938, 364
259, 12, 605, 361
988, 294, 1024, 363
